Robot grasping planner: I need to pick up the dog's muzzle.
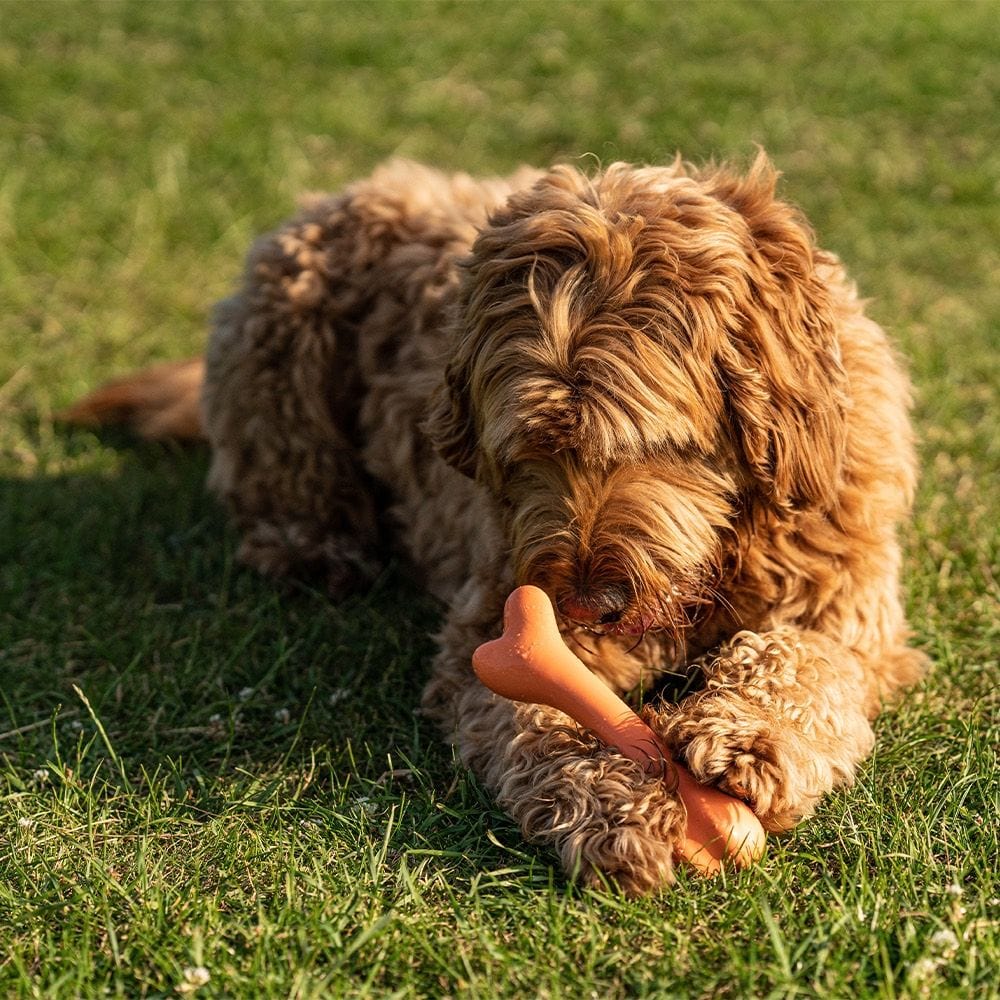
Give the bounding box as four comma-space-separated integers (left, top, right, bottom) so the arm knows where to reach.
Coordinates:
557, 583, 630, 628
555, 583, 661, 636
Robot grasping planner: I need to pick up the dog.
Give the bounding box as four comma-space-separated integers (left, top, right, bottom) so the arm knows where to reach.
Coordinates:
64, 154, 927, 893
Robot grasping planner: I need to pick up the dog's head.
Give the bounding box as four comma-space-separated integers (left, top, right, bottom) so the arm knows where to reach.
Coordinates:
427, 155, 847, 636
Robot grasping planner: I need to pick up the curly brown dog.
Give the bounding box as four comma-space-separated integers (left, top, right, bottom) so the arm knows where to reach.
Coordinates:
65, 154, 927, 892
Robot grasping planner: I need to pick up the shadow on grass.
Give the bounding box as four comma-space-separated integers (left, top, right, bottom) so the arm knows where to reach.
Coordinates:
0, 427, 554, 880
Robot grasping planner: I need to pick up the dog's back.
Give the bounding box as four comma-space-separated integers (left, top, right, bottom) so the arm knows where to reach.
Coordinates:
62, 160, 539, 597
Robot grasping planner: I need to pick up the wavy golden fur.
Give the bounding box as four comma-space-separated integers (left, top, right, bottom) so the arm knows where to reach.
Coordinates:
68, 154, 926, 893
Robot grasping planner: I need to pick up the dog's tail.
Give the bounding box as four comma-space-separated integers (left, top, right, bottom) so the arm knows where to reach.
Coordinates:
58, 357, 206, 441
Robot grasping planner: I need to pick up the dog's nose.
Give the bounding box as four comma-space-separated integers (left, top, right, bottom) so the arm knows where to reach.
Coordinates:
557, 585, 630, 626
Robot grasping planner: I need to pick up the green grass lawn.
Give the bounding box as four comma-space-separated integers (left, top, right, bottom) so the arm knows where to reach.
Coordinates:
1, 1, 997, 996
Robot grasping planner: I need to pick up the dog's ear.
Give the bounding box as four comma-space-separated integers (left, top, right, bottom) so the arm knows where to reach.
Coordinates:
710, 155, 848, 512
424, 351, 479, 478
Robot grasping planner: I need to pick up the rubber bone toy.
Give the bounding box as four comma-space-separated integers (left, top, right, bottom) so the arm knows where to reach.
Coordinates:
472, 586, 766, 875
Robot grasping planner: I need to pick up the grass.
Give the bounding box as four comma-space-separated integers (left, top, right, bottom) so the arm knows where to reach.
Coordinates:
1, 1, 997, 996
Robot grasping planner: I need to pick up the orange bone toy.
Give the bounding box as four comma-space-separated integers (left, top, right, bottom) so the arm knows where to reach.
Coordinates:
472, 585, 766, 875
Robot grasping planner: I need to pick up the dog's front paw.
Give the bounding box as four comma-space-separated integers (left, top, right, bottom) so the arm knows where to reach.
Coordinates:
650, 701, 822, 832
650, 629, 877, 832
492, 705, 686, 894
510, 738, 684, 894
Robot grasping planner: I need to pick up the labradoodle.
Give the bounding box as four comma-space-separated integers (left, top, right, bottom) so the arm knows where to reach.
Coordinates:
65, 154, 926, 892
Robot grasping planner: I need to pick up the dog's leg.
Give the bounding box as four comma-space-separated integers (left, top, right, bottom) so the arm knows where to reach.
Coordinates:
202, 215, 383, 596
649, 628, 895, 832
205, 392, 382, 598
423, 583, 686, 893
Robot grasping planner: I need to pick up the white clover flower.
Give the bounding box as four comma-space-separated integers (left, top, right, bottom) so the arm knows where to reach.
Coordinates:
32, 768, 50, 784
274, 707, 291, 724
177, 966, 211, 993
907, 956, 940, 982
929, 928, 959, 954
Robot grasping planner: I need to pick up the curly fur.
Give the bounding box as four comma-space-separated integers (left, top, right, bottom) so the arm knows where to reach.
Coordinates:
68, 154, 926, 893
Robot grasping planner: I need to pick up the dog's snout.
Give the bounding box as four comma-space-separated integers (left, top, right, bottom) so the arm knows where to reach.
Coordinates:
557, 584, 630, 626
